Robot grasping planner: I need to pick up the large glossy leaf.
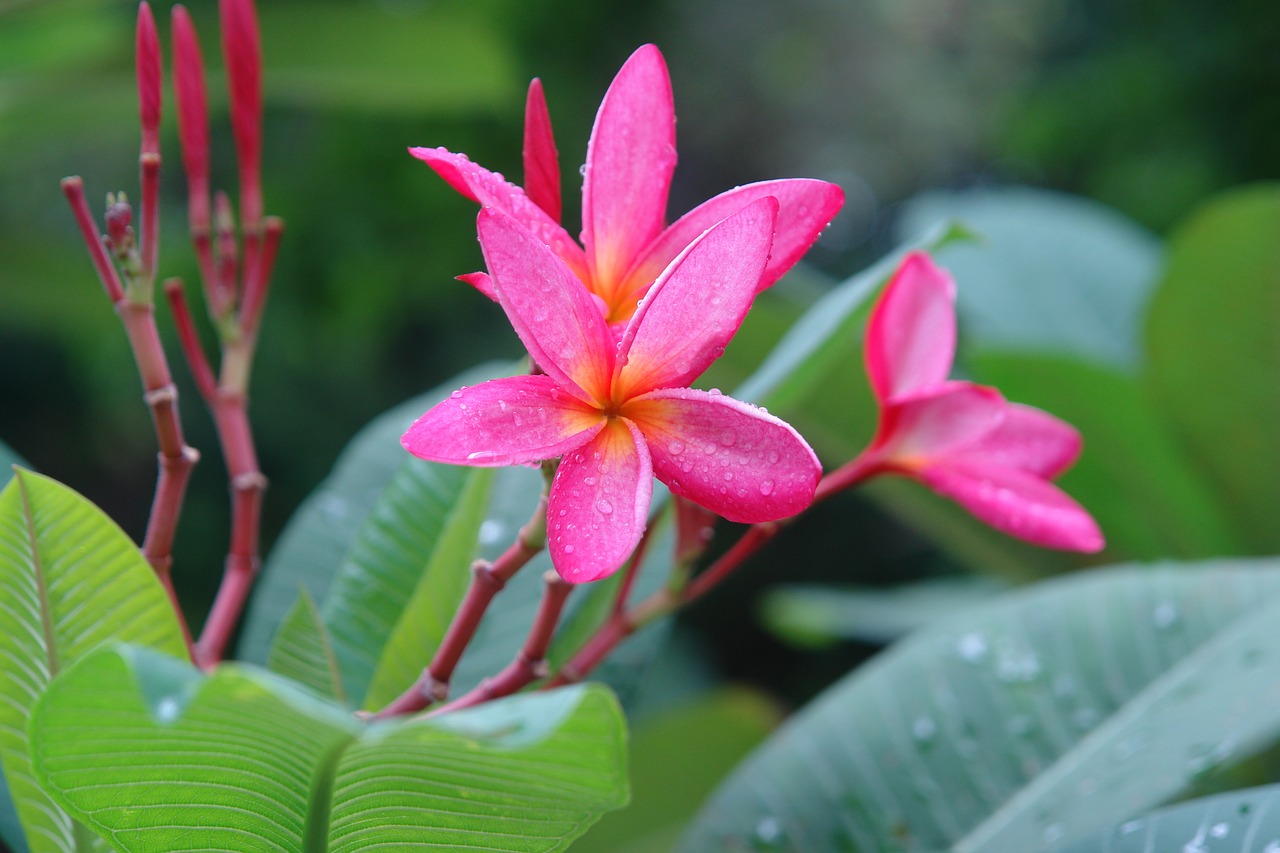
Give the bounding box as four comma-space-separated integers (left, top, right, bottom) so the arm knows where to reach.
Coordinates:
238, 363, 507, 666
31, 645, 628, 852
682, 559, 1280, 852
1062, 784, 1280, 852
361, 467, 495, 708
1144, 183, 1280, 553
0, 471, 188, 853
972, 353, 1241, 562
897, 187, 1162, 369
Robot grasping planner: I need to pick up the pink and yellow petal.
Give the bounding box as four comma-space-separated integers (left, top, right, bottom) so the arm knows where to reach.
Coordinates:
865, 252, 958, 402
917, 459, 1105, 552
617, 178, 846, 309
401, 375, 603, 467
876, 381, 1006, 462
547, 418, 653, 583
522, 78, 561, 223
626, 388, 820, 523
582, 44, 676, 302
409, 146, 588, 281
477, 208, 615, 405
614, 198, 778, 400
958, 403, 1082, 479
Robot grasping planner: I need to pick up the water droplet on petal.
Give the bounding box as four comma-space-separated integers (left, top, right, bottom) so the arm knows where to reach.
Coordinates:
450, 389, 463, 399
760, 480, 775, 496
596, 498, 613, 515
564, 544, 575, 554
669, 440, 685, 455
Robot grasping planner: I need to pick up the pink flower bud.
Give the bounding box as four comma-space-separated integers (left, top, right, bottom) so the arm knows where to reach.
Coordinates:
135, 2, 162, 157
220, 0, 263, 228
105, 193, 135, 255
171, 5, 210, 233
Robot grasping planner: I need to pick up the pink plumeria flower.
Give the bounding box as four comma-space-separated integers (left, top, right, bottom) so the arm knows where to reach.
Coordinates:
856, 252, 1104, 552
411, 44, 844, 326
402, 198, 822, 583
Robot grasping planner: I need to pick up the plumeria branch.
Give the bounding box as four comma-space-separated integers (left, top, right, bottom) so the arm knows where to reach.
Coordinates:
58, 3, 199, 654
372, 467, 555, 719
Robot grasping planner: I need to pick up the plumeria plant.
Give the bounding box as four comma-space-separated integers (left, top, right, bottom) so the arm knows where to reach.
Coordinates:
6, 2, 1280, 852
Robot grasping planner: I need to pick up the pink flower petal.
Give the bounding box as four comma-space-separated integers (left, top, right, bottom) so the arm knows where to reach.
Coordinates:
865, 252, 958, 402
522, 78, 561, 223
582, 44, 676, 305
958, 403, 1082, 479
409, 146, 588, 282
457, 271, 497, 302
477, 208, 615, 405
402, 375, 603, 467
547, 418, 653, 583
626, 388, 821, 523
918, 459, 1105, 552
877, 382, 1007, 462
614, 198, 778, 399
617, 179, 846, 309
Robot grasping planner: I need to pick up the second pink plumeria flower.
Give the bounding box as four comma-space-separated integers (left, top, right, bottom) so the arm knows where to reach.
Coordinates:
403, 199, 822, 583
412, 44, 844, 326
853, 252, 1104, 552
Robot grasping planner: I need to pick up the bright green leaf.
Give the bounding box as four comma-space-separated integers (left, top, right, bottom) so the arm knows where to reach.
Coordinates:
898, 186, 1162, 369
239, 363, 508, 665
0, 471, 188, 853
362, 467, 495, 709
31, 645, 628, 853
1061, 783, 1280, 852
682, 559, 1280, 852
1144, 183, 1280, 552
329, 686, 629, 852
266, 588, 346, 704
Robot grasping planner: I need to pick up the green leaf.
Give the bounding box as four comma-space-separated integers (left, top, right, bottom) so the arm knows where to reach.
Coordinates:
0, 470, 188, 853
313, 457, 475, 707
1061, 784, 1280, 852
735, 223, 969, 412
329, 685, 629, 852
972, 353, 1242, 561
1144, 183, 1280, 552
239, 363, 508, 666
31, 645, 628, 853
761, 577, 1010, 647
361, 467, 496, 708
898, 186, 1162, 369
682, 559, 1280, 852
266, 588, 346, 704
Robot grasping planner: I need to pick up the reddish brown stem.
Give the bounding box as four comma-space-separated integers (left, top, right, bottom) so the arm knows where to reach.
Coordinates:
194, 389, 266, 667
432, 572, 573, 715
61, 179, 125, 303
163, 279, 218, 401
372, 492, 550, 719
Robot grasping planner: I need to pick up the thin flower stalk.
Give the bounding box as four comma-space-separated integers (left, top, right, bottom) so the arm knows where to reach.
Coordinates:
372, 485, 552, 719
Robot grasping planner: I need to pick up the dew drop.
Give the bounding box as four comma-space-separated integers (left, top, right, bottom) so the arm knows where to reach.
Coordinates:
564, 544, 575, 554
596, 498, 614, 515
450, 389, 463, 399
708, 388, 722, 395
720, 429, 737, 446
669, 440, 685, 455
911, 715, 936, 743
1210, 823, 1230, 839
955, 632, 989, 663
584, 476, 597, 486
759, 479, 775, 496
767, 450, 781, 464
155, 697, 181, 724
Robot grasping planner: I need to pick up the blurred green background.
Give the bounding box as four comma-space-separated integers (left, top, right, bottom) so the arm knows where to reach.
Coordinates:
2, 0, 1279, 847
